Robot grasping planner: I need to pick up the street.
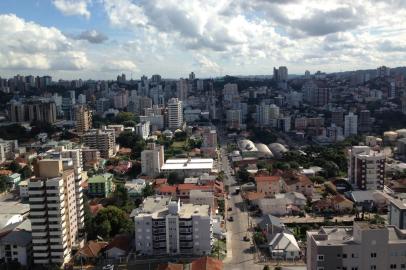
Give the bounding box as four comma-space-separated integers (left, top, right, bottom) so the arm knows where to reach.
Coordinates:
217, 132, 264, 270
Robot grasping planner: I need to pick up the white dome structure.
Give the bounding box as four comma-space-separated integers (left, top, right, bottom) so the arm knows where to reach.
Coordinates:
269, 143, 288, 159
255, 143, 274, 158
238, 139, 258, 152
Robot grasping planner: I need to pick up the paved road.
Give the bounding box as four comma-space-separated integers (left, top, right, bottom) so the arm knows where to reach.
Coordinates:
217, 137, 264, 270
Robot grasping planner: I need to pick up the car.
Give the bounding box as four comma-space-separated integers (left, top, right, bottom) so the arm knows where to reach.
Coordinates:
227, 216, 234, 222
243, 236, 250, 242
228, 207, 232, 211
103, 265, 114, 270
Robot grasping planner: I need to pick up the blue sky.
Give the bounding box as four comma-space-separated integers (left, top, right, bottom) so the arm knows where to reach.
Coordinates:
0, 0, 406, 80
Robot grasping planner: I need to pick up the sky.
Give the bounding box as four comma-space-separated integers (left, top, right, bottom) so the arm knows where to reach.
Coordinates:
1, 0, 406, 80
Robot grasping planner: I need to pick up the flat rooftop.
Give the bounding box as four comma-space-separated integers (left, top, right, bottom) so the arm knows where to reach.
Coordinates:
0, 202, 30, 215
161, 158, 214, 170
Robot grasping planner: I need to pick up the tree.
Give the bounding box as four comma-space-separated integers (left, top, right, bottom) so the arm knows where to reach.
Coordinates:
19, 165, 33, 179
168, 172, 182, 185
263, 266, 270, 270
141, 184, 155, 198
91, 206, 133, 239
115, 112, 137, 124
8, 160, 21, 172
0, 176, 9, 193
237, 168, 250, 183
116, 131, 146, 158
109, 185, 134, 213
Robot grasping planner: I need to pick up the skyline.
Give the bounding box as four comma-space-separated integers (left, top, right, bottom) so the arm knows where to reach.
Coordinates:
1, 0, 406, 79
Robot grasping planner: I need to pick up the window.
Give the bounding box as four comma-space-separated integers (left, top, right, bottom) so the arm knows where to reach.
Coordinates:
371, 266, 376, 270
390, 265, 397, 269
400, 264, 405, 269
317, 255, 324, 261
317, 268, 324, 270
371, 253, 377, 258
337, 254, 341, 258
351, 268, 358, 270
343, 254, 347, 258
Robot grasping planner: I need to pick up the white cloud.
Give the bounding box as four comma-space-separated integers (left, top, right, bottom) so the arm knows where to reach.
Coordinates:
101, 60, 137, 72
53, 0, 91, 19
0, 14, 89, 71
194, 54, 221, 74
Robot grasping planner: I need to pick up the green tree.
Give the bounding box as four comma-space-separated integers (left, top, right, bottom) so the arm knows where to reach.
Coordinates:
237, 168, 250, 183
8, 160, 22, 172
0, 176, 9, 193
168, 172, 182, 185
115, 112, 137, 124
19, 165, 33, 179
91, 206, 133, 239
141, 184, 155, 198
110, 185, 134, 213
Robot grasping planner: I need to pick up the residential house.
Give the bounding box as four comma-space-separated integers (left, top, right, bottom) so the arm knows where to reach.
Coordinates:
105, 234, 131, 259
281, 173, 314, 198
313, 195, 353, 213
255, 176, 281, 196
348, 190, 390, 211
74, 241, 108, 265
125, 179, 146, 199
156, 256, 223, 270
269, 232, 301, 260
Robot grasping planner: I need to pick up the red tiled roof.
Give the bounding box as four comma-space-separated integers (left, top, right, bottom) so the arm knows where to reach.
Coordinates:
255, 176, 280, 183
177, 184, 212, 191
191, 257, 223, 270
105, 234, 131, 252
157, 185, 177, 194
154, 178, 168, 186
89, 204, 104, 216
76, 241, 108, 258
243, 191, 265, 201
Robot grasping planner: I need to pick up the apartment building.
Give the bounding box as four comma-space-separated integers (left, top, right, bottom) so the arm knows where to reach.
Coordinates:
135, 121, 150, 140
0, 139, 18, 162
81, 129, 116, 158
29, 159, 82, 266
388, 198, 406, 229
141, 143, 165, 177
348, 146, 385, 190
8, 99, 57, 124
132, 196, 212, 256
87, 173, 114, 197
81, 148, 100, 170
75, 105, 92, 134
307, 222, 406, 270
167, 98, 183, 130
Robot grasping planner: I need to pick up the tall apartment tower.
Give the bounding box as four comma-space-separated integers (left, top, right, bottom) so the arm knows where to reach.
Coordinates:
359, 109, 371, 133
331, 108, 344, 127
176, 79, 189, 102
167, 98, 183, 130
348, 146, 385, 190
141, 143, 164, 177
81, 129, 116, 158
344, 112, 358, 137
75, 105, 92, 134
29, 159, 82, 266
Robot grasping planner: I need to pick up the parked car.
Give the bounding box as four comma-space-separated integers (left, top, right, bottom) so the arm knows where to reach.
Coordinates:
228, 207, 232, 211
243, 236, 250, 242
228, 216, 234, 222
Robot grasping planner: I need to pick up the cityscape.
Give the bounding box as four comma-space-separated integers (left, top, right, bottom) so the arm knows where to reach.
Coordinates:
2, 1, 406, 270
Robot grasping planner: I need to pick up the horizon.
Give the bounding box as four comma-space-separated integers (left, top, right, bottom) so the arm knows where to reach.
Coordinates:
1, 0, 406, 79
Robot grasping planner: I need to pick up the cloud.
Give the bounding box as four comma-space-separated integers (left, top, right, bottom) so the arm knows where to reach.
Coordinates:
194, 54, 221, 74
73, 30, 108, 44
53, 0, 91, 19
101, 60, 137, 72
0, 14, 89, 71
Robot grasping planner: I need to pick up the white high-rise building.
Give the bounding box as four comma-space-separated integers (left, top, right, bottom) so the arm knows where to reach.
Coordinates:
167, 98, 183, 130
29, 159, 82, 266
348, 146, 385, 190
135, 121, 150, 140
141, 143, 164, 177
133, 196, 212, 256
344, 112, 358, 137
348, 146, 386, 190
